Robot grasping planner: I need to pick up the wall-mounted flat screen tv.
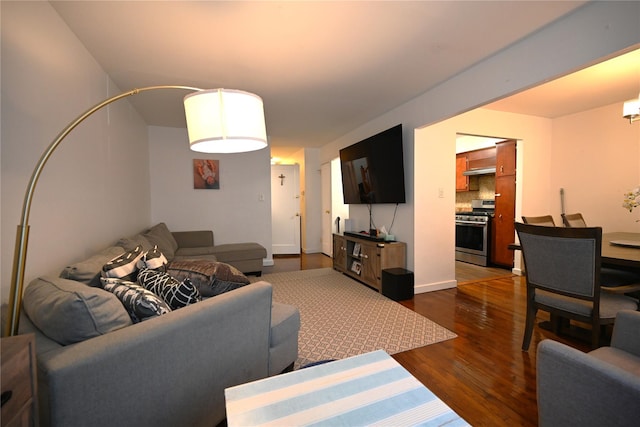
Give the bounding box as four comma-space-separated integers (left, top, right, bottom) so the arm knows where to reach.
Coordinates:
339, 124, 406, 204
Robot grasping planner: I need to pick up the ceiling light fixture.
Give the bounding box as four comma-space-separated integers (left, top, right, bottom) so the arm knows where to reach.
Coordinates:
4, 85, 267, 336
622, 92, 640, 123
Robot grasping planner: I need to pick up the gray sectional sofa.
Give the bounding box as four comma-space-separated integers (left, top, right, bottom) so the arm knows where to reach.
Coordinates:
16, 223, 300, 427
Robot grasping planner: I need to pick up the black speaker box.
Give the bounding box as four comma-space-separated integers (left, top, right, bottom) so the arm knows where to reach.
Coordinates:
381, 268, 414, 301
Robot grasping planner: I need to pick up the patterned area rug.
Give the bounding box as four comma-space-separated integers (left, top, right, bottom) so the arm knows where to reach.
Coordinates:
253, 268, 457, 368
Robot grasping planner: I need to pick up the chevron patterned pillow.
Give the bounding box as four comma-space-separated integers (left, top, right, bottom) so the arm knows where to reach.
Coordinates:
137, 268, 201, 309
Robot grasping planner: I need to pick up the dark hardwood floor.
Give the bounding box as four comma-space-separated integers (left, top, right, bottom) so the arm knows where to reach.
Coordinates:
267, 254, 593, 426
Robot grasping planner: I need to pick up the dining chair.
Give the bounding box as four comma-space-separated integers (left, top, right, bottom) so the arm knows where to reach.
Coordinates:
521, 215, 556, 226
515, 223, 638, 351
560, 212, 640, 288
560, 212, 587, 227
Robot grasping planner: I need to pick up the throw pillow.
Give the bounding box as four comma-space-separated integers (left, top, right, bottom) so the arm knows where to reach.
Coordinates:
60, 246, 126, 287
116, 234, 153, 252
143, 223, 178, 260
167, 260, 250, 297
137, 268, 201, 309
102, 245, 144, 280
101, 277, 171, 323
23, 276, 132, 345
137, 245, 168, 271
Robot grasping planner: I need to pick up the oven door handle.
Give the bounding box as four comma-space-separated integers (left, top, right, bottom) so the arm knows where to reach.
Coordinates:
456, 220, 487, 226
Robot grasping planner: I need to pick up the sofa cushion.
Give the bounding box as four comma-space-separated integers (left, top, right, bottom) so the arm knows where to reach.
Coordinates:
60, 245, 125, 287
167, 259, 250, 297
208, 243, 267, 262
116, 233, 153, 252
137, 268, 201, 309
23, 276, 132, 345
144, 223, 179, 260
270, 302, 301, 348
589, 346, 640, 377
102, 245, 144, 280
101, 277, 171, 323
174, 246, 218, 258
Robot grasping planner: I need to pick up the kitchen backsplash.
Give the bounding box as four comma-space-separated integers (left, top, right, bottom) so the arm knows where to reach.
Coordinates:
456, 175, 496, 212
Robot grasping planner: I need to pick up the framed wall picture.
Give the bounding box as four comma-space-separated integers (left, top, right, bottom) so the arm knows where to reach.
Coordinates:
193, 159, 220, 189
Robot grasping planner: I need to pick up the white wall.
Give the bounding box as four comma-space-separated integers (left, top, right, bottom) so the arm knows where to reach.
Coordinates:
331, 158, 349, 233
1, 1, 150, 304
322, 1, 639, 290
148, 126, 273, 264
549, 102, 640, 227
416, 109, 553, 289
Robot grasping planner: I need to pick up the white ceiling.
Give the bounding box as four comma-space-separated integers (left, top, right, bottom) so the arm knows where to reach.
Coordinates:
50, 1, 638, 159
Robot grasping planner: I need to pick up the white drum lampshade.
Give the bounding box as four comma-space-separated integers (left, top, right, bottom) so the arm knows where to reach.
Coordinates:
184, 88, 268, 153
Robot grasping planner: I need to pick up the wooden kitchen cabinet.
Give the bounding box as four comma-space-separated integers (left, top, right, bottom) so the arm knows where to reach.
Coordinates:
1, 334, 38, 427
496, 139, 516, 177
456, 154, 469, 192
491, 140, 517, 267
333, 233, 406, 292
456, 147, 496, 192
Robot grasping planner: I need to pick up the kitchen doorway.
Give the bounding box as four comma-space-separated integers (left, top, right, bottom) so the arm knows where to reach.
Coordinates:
455, 134, 517, 275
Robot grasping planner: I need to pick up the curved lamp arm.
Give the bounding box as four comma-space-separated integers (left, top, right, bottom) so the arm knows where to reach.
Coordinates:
5, 85, 202, 336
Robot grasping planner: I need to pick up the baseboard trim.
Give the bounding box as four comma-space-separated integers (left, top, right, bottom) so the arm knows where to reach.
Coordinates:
414, 280, 457, 294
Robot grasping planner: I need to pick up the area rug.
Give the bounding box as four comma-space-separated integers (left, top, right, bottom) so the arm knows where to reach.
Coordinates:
252, 268, 457, 368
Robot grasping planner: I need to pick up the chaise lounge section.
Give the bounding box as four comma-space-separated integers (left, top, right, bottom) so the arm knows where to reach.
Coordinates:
172, 230, 267, 276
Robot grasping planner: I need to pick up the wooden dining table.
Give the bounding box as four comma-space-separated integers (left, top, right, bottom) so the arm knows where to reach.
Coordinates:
601, 232, 640, 270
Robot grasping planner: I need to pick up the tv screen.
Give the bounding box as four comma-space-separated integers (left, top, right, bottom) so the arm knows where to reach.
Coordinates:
339, 124, 406, 204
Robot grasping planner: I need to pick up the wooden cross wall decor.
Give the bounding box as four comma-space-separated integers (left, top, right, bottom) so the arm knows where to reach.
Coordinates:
278, 174, 286, 185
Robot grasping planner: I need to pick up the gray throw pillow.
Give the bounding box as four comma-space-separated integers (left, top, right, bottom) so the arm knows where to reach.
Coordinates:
23, 276, 132, 345
116, 234, 153, 252
60, 246, 126, 287
144, 223, 178, 260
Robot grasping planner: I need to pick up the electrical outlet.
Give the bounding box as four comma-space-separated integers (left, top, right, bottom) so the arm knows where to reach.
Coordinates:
438, 188, 444, 198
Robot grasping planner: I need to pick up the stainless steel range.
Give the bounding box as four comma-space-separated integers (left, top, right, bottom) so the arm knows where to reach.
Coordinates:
455, 199, 495, 266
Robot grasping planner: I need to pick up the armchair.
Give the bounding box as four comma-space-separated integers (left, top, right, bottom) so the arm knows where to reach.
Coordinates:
537, 310, 640, 427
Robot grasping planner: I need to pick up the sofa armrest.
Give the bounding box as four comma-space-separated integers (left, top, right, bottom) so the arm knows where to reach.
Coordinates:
537, 339, 640, 427
35, 282, 272, 427
611, 310, 640, 357
172, 230, 214, 248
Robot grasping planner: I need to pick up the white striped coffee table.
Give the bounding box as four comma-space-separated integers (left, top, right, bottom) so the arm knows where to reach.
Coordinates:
225, 350, 470, 426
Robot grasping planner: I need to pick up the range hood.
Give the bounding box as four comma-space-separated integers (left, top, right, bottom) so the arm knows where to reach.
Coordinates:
463, 166, 496, 176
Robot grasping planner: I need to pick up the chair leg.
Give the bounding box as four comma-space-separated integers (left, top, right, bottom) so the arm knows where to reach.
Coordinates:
590, 321, 601, 349
522, 305, 537, 351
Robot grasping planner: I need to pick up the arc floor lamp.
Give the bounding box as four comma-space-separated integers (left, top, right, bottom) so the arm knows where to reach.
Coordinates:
5, 85, 267, 336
